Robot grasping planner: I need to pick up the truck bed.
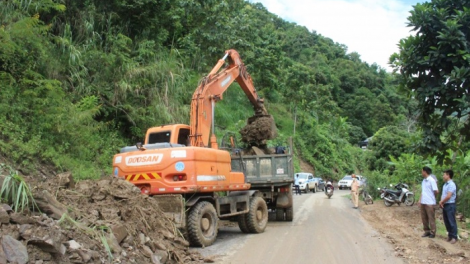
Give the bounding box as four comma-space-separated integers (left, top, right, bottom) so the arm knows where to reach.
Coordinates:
231, 153, 294, 187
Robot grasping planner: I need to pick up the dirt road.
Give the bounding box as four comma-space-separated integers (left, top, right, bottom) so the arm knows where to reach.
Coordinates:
195, 190, 403, 264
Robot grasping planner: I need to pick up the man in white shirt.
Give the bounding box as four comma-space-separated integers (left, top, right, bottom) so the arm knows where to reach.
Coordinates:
419, 167, 439, 238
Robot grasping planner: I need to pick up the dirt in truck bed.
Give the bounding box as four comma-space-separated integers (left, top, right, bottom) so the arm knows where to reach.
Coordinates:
0, 169, 210, 264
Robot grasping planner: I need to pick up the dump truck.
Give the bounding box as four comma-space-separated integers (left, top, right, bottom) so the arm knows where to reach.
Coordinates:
230, 146, 294, 221
112, 50, 290, 247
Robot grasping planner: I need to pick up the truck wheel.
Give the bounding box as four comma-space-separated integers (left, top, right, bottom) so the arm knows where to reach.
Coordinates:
237, 214, 250, 233
246, 197, 268, 233
285, 206, 293, 221
187, 201, 218, 247
305, 185, 309, 193
275, 208, 285, 221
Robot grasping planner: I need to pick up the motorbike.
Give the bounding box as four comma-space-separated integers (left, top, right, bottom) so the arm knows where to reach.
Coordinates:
377, 186, 389, 199
382, 183, 415, 207
325, 182, 334, 198
360, 188, 373, 205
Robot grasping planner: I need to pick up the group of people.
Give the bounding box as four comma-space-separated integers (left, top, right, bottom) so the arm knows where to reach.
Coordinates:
348, 167, 458, 244
293, 168, 459, 244
419, 166, 458, 244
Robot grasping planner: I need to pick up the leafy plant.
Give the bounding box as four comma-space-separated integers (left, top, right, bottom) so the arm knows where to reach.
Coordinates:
0, 164, 38, 212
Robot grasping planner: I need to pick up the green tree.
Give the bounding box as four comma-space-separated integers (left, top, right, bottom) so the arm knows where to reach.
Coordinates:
390, 0, 470, 152
369, 126, 413, 161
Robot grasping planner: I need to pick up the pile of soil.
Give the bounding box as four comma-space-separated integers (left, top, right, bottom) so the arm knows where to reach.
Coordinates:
0, 172, 210, 264
361, 202, 470, 264
240, 115, 277, 146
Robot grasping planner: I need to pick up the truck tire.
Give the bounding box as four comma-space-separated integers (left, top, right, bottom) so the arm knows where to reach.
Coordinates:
285, 206, 293, 221
246, 197, 268, 233
237, 214, 250, 233
187, 201, 218, 247
275, 208, 284, 221
305, 185, 309, 193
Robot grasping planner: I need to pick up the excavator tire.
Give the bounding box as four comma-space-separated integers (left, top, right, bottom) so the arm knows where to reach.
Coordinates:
237, 214, 250, 233
285, 206, 294, 221
187, 201, 218, 247
246, 197, 268, 233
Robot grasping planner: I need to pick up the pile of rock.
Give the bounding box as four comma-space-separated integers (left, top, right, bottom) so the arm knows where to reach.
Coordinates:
0, 173, 208, 264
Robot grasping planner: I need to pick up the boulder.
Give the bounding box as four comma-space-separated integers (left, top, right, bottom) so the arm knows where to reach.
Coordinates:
33, 190, 67, 220
0, 208, 9, 224
154, 249, 168, 263
0, 204, 12, 213
141, 245, 153, 258
10, 212, 36, 225
0, 238, 6, 264
111, 224, 128, 244
28, 238, 66, 255
1, 235, 29, 264
58, 172, 75, 189
19, 224, 34, 240
66, 240, 81, 250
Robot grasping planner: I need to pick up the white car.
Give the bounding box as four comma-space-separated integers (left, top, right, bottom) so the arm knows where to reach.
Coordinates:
294, 172, 317, 193
338, 175, 363, 190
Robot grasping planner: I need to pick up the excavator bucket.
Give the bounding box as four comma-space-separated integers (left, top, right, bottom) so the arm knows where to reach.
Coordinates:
240, 114, 277, 146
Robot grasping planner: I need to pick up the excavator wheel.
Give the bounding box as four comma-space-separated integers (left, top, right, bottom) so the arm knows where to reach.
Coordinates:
237, 214, 250, 233
187, 201, 218, 247
246, 197, 268, 233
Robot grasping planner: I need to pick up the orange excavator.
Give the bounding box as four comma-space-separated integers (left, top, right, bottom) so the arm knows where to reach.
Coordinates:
112, 50, 276, 247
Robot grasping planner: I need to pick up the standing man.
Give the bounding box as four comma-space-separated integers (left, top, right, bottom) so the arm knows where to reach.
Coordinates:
439, 169, 458, 244
423, 166, 438, 185
351, 174, 359, 209
419, 167, 439, 238
294, 174, 301, 195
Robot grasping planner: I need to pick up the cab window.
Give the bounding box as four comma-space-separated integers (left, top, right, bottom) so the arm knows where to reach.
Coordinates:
148, 131, 171, 144
177, 128, 190, 145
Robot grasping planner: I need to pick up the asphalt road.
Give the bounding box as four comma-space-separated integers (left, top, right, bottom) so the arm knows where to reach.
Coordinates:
195, 189, 404, 264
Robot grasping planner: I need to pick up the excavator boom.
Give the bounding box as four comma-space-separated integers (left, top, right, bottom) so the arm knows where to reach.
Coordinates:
190, 49, 274, 148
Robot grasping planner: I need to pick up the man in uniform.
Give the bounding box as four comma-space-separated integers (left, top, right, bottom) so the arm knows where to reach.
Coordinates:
351, 174, 359, 209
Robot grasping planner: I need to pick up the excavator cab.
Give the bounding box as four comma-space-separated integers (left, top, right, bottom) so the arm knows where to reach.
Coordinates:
145, 124, 190, 146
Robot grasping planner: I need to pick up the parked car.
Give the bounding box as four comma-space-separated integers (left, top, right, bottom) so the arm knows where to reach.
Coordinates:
294, 172, 317, 193
338, 175, 363, 190
312, 177, 325, 192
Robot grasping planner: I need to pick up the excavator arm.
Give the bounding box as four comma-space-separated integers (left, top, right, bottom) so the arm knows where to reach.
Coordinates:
189, 49, 271, 148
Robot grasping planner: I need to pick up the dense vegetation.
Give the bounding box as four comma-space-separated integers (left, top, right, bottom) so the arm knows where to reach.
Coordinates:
0, 0, 408, 178
0, 0, 468, 214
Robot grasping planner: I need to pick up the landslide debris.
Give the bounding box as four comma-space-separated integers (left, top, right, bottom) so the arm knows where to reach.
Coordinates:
0, 172, 208, 264
240, 115, 277, 146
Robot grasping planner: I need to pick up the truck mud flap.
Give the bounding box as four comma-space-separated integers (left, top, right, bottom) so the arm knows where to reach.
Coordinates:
152, 195, 185, 229
275, 193, 293, 208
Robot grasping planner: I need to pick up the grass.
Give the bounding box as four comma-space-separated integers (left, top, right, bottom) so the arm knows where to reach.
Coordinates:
0, 164, 39, 212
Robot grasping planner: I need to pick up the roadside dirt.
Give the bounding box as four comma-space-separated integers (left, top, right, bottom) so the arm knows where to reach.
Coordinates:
0, 167, 207, 264
361, 202, 470, 263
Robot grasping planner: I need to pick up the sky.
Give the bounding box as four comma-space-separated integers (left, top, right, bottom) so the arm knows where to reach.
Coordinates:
251, 0, 423, 70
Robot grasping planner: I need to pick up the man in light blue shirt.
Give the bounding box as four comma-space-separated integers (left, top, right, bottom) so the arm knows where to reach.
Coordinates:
439, 169, 458, 244
419, 166, 439, 238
